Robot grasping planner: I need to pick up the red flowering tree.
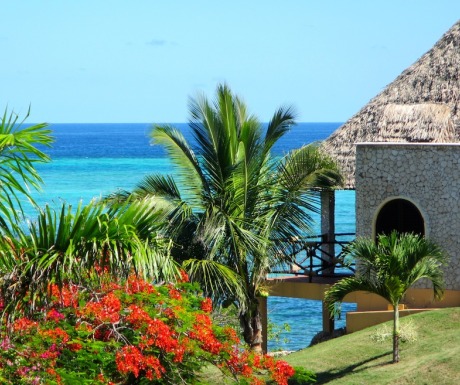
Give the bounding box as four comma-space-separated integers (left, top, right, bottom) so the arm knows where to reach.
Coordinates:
0, 273, 295, 384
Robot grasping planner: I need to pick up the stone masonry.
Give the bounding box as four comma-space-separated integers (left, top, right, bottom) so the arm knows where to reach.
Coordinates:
355, 143, 460, 291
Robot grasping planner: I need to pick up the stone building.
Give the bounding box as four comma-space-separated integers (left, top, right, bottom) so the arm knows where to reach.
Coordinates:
321, 20, 460, 331
356, 143, 460, 292
263, 21, 460, 350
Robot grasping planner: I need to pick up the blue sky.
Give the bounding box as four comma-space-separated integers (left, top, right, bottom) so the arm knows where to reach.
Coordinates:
2, 1, 460, 123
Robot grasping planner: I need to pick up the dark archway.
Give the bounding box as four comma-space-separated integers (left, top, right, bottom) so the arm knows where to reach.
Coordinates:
375, 199, 425, 237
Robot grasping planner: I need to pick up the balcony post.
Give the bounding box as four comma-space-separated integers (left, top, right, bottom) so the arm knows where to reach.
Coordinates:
321, 189, 335, 275
321, 189, 335, 334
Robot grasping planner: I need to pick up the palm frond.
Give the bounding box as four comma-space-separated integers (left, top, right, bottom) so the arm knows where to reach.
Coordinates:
264, 106, 296, 155
278, 144, 343, 191
190, 92, 232, 194
103, 189, 132, 205
130, 239, 180, 282
151, 125, 205, 204
130, 174, 182, 200
0, 107, 53, 222
183, 258, 246, 309
259, 146, 342, 243
0, 200, 178, 316
216, 84, 238, 162
324, 277, 389, 315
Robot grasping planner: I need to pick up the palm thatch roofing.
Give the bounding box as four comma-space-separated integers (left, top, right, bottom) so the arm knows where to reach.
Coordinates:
321, 20, 460, 189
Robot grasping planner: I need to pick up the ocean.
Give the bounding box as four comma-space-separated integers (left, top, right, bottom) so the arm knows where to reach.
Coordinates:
29, 122, 356, 352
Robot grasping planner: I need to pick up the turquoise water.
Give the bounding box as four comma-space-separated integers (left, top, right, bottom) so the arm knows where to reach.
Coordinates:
27, 122, 356, 351
267, 188, 356, 352
34, 157, 173, 209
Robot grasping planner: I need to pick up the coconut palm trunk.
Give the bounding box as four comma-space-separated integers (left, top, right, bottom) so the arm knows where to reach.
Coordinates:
240, 302, 264, 353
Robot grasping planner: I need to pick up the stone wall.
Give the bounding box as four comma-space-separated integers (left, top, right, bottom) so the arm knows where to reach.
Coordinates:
355, 143, 460, 291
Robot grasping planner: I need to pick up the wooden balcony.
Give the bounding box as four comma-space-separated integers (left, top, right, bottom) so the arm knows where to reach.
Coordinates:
270, 232, 356, 281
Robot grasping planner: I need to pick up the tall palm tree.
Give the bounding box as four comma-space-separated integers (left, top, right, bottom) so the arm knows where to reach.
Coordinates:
324, 231, 447, 363
0, 108, 53, 224
108, 84, 343, 352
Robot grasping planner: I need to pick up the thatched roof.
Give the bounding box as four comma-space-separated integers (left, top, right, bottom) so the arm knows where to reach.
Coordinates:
321, 20, 460, 189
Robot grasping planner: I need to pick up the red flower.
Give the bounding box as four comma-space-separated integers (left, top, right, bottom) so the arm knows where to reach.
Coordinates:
223, 327, 240, 344
126, 305, 153, 328
168, 286, 182, 300
116, 346, 143, 378
12, 318, 37, 333
49, 284, 79, 308
272, 360, 295, 385
200, 298, 213, 313
115, 345, 165, 380
40, 327, 70, 343
81, 292, 121, 323
0, 274, 295, 385
190, 314, 223, 354
67, 342, 83, 351
46, 308, 65, 322
125, 275, 156, 294
179, 270, 189, 282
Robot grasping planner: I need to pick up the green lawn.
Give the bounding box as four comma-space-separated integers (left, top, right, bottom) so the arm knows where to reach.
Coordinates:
284, 307, 460, 384
199, 308, 460, 384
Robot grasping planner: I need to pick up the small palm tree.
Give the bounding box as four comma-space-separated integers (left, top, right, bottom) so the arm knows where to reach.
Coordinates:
0, 200, 180, 316
0, 108, 180, 320
324, 231, 447, 363
108, 84, 343, 352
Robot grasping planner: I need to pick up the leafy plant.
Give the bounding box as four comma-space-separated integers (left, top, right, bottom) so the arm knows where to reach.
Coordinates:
0, 200, 179, 318
0, 273, 296, 385
288, 367, 316, 384
371, 319, 418, 344
325, 231, 447, 363
267, 321, 291, 350
0, 107, 53, 224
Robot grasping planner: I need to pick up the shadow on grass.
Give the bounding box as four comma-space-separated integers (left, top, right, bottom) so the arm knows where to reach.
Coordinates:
301, 351, 392, 384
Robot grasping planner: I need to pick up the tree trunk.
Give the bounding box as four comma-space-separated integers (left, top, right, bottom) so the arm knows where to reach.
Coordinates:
240, 300, 264, 354
393, 304, 400, 363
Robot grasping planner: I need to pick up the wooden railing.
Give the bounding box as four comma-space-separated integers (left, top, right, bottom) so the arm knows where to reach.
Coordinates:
271, 233, 355, 282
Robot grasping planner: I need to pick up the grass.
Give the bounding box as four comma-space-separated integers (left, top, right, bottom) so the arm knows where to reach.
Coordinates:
199, 308, 460, 384
284, 307, 460, 384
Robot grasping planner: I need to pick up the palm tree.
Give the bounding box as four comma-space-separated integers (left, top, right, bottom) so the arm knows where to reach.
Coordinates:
0, 108, 53, 224
324, 231, 447, 363
0, 199, 180, 317
108, 84, 343, 352
0, 108, 179, 319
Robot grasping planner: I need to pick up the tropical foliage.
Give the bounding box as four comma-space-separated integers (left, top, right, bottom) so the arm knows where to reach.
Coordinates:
0, 108, 53, 224
0, 200, 179, 318
324, 231, 447, 363
0, 106, 299, 383
0, 273, 295, 384
107, 83, 343, 351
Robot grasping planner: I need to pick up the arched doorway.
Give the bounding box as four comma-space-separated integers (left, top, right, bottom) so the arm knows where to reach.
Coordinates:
375, 199, 425, 237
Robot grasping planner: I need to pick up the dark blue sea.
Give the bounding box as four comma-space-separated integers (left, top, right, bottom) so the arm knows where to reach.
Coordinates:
30, 122, 356, 352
